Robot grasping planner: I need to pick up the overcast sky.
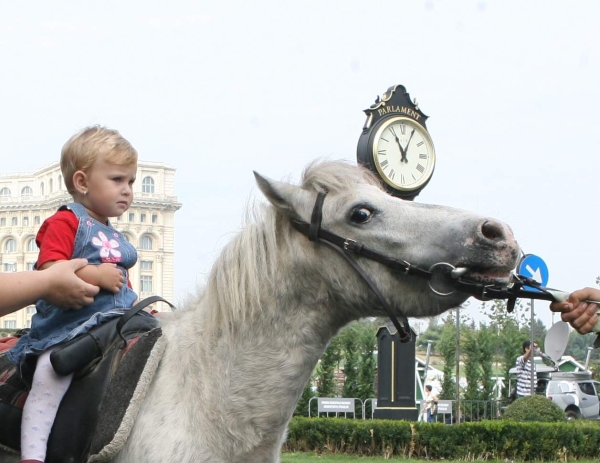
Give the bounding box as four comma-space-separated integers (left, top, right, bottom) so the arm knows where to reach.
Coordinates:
2, 1, 599, 330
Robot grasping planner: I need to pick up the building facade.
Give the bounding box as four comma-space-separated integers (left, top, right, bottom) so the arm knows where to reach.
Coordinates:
0, 161, 181, 329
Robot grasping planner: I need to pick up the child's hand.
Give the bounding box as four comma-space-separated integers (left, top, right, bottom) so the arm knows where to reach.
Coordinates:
97, 263, 125, 293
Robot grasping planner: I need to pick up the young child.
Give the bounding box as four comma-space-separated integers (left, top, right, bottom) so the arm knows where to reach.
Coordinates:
7, 125, 147, 463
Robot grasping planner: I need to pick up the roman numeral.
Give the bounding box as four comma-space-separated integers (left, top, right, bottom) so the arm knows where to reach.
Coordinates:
417, 141, 424, 147
378, 149, 387, 155
380, 159, 389, 170
390, 127, 397, 137
401, 174, 406, 184
412, 173, 416, 180
380, 137, 389, 143
389, 169, 395, 180
400, 124, 406, 135
419, 153, 427, 159
416, 164, 425, 173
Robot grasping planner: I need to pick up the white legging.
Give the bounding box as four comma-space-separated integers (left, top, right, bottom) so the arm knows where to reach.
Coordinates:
21, 349, 73, 462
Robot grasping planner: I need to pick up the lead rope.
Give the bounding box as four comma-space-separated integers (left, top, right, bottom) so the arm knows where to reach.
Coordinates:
306, 191, 412, 342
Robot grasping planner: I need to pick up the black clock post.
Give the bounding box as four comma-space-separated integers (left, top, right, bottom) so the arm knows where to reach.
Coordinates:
373, 321, 419, 421
357, 85, 435, 201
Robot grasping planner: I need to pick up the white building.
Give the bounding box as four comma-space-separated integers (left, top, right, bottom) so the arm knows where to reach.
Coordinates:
0, 161, 181, 329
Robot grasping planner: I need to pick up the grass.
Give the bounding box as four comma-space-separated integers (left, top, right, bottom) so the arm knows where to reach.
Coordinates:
281, 452, 599, 463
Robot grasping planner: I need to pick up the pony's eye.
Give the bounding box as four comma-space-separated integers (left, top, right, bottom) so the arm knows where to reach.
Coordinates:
349, 207, 374, 224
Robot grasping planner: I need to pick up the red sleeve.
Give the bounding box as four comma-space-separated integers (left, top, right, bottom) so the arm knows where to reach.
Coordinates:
36, 210, 79, 268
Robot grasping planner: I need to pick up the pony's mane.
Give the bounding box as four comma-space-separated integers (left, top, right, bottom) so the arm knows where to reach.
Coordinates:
199, 160, 381, 337
300, 159, 383, 194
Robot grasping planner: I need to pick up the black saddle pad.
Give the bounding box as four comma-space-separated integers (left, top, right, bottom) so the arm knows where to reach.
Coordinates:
0, 317, 164, 463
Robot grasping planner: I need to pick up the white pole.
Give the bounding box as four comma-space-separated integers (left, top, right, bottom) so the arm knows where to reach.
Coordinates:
530, 299, 535, 396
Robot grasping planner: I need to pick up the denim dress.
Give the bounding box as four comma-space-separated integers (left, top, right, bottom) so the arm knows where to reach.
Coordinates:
7, 203, 140, 367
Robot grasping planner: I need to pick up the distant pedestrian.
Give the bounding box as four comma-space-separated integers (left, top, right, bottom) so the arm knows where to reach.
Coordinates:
515, 340, 539, 398
419, 384, 438, 423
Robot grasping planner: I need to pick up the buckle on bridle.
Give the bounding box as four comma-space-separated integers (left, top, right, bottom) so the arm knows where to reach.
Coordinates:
343, 238, 357, 251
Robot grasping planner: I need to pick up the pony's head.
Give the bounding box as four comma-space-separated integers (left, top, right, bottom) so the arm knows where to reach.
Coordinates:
254, 160, 519, 321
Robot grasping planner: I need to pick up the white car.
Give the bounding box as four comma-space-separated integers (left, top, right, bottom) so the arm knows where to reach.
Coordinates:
546, 373, 600, 420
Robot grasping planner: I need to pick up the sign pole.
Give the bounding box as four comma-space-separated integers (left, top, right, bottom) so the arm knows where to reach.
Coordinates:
530, 299, 535, 396
517, 253, 549, 398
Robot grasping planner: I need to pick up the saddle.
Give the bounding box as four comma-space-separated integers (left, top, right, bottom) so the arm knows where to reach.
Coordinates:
0, 297, 170, 463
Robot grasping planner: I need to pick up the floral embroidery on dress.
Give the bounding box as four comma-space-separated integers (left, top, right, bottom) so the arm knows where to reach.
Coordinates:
92, 231, 122, 262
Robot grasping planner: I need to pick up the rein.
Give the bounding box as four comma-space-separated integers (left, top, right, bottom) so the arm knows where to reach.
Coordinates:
291, 192, 571, 343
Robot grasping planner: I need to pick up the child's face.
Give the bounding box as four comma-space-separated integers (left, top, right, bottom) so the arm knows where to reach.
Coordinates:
79, 156, 137, 223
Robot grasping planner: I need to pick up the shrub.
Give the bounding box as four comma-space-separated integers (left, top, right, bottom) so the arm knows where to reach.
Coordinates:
502, 395, 566, 422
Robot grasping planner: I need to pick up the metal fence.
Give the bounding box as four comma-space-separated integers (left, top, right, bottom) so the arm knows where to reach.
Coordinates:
307, 398, 504, 422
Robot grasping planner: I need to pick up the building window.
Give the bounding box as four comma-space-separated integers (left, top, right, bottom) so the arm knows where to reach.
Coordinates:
11, 217, 17, 226
140, 275, 153, 292
27, 306, 36, 314
140, 213, 146, 223
34, 216, 40, 225
26, 262, 35, 271
4, 321, 16, 329
5, 239, 16, 253
128, 212, 135, 222
27, 238, 38, 252
152, 214, 158, 224
0, 187, 11, 197
140, 261, 153, 270
23, 216, 29, 226
58, 174, 62, 190
40, 182, 44, 195
0, 217, 5, 226
3, 262, 16, 272
142, 177, 155, 193
49, 178, 53, 193
140, 235, 153, 250
21, 186, 33, 197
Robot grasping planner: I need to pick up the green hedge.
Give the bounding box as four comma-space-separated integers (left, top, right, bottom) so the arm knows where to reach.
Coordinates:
284, 417, 600, 461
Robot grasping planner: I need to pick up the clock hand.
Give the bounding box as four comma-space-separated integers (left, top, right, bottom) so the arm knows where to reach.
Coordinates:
393, 131, 408, 163
402, 129, 415, 162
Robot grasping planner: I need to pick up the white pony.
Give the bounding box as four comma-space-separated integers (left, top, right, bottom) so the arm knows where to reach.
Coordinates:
0, 161, 520, 463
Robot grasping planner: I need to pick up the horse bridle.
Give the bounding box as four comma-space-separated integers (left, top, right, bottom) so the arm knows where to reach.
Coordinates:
291, 191, 566, 343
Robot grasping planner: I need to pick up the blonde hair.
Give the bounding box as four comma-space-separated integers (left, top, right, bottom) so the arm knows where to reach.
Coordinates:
61, 125, 138, 194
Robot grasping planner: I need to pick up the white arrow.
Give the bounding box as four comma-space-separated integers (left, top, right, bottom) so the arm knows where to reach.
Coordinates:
526, 264, 542, 283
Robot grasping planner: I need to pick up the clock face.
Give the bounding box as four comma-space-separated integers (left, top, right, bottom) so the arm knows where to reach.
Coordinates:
372, 116, 436, 193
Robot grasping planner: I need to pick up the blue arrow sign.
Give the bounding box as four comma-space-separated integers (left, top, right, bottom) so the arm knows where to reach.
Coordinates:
517, 254, 549, 292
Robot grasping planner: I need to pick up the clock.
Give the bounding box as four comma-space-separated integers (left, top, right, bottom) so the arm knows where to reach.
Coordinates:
357, 85, 436, 200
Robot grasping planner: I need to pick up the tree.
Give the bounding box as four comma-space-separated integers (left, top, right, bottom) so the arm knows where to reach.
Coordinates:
294, 375, 316, 417
339, 324, 360, 399
462, 322, 496, 401
316, 336, 342, 398
437, 314, 457, 399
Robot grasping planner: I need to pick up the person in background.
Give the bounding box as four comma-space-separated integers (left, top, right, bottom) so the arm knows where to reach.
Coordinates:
419, 384, 438, 423
549, 287, 600, 335
515, 340, 539, 398
0, 260, 98, 318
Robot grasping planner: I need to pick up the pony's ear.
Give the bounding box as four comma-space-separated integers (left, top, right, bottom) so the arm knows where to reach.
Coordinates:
254, 171, 313, 220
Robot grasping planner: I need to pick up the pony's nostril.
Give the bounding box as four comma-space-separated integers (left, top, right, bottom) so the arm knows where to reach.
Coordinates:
481, 220, 505, 241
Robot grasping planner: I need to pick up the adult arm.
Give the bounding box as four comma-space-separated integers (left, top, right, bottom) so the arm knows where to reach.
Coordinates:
39, 260, 124, 294
0, 259, 99, 316
550, 287, 600, 335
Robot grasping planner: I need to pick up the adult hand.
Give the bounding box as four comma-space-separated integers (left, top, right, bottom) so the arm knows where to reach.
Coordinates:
43, 259, 100, 309
550, 287, 600, 334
